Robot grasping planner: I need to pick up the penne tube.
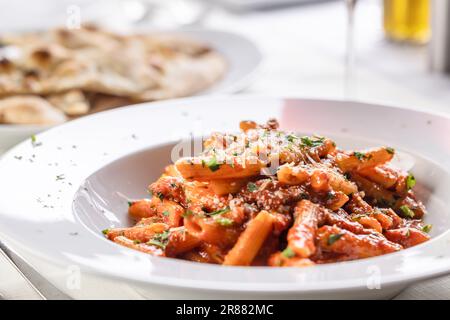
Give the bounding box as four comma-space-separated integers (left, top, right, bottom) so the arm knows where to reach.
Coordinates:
384, 228, 430, 248
336, 147, 395, 172
128, 198, 158, 220
184, 215, 240, 248
358, 165, 398, 189
326, 191, 349, 211
158, 199, 184, 228
317, 225, 402, 259
106, 223, 168, 243
286, 200, 326, 258
223, 210, 274, 266
113, 236, 164, 256
277, 164, 309, 185
175, 157, 265, 180
165, 228, 201, 257
351, 173, 396, 207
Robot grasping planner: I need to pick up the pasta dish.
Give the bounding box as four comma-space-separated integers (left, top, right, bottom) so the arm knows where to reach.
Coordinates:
103, 119, 431, 267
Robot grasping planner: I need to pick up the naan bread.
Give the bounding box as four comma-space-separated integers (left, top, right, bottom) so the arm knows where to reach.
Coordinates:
0, 26, 227, 125
0, 95, 66, 124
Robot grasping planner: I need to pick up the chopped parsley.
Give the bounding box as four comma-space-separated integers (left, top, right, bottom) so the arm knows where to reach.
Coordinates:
247, 182, 258, 192
326, 192, 335, 200
156, 192, 164, 200
281, 247, 295, 258
286, 134, 298, 143
147, 230, 170, 249
406, 173, 416, 190
102, 229, 109, 235
206, 156, 221, 172
353, 152, 366, 161
31, 135, 42, 147
386, 147, 395, 154
422, 224, 432, 233
127, 201, 133, 207
215, 217, 233, 227
399, 205, 415, 218
206, 207, 231, 216
327, 233, 344, 245
300, 136, 325, 148
162, 211, 170, 216
405, 228, 411, 237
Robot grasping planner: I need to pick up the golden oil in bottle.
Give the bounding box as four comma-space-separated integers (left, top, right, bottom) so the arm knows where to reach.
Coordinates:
383, 0, 430, 44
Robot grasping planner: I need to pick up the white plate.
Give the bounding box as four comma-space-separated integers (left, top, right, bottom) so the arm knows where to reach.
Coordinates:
0, 29, 262, 153
1, 96, 450, 299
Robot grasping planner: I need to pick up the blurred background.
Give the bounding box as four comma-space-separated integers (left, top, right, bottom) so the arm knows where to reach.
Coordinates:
1, 0, 449, 112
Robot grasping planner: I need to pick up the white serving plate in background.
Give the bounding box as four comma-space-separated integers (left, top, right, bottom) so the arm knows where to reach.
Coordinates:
0, 28, 262, 153
1, 96, 450, 299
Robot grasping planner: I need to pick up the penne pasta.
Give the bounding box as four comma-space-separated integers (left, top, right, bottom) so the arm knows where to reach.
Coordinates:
165, 228, 201, 257
358, 165, 398, 189
336, 147, 395, 172
286, 200, 326, 258
223, 210, 274, 266
184, 214, 241, 248
317, 225, 402, 259
104, 119, 429, 267
175, 156, 265, 180
113, 236, 164, 256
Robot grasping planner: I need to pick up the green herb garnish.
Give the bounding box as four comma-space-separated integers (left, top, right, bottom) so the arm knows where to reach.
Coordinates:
286, 134, 298, 143
406, 173, 416, 190
148, 230, 170, 249
281, 247, 295, 258
422, 224, 432, 233
405, 228, 411, 237
326, 192, 335, 200
327, 233, 344, 245
300, 136, 325, 147
215, 217, 233, 227
206, 156, 221, 172
31, 135, 42, 147
102, 229, 109, 235
162, 211, 170, 216
156, 192, 164, 200
399, 205, 415, 218
386, 147, 395, 154
207, 207, 231, 216
247, 182, 258, 192
127, 201, 133, 207
354, 152, 366, 161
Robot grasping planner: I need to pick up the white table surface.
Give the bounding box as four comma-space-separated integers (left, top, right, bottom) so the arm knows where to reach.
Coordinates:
1, 0, 450, 299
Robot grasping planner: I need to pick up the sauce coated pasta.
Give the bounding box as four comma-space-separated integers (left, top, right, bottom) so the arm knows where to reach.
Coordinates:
103, 119, 430, 266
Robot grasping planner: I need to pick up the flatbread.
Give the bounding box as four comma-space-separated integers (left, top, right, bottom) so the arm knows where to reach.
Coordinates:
0, 26, 227, 124
0, 95, 66, 124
